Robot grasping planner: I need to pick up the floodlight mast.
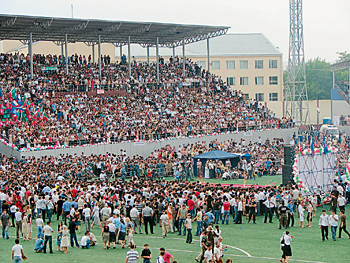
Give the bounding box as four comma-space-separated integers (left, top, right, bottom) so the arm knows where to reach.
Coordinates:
285, 0, 310, 132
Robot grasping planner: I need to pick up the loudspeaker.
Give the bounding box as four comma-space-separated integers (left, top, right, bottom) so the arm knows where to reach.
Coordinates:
284, 145, 295, 165
282, 165, 293, 186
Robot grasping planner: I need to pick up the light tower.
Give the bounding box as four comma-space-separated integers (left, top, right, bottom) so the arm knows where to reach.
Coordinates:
285, 0, 310, 129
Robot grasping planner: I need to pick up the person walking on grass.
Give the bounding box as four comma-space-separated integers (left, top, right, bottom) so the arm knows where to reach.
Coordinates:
141, 243, 152, 263
1, 209, 11, 239
160, 248, 174, 263
126, 243, 139, 263
329, 210, 339, 241
12, 238, 26, 263
61, 225, 69, 254
280, 231, 292, 263
338, 210, 350, 239
43, 221, 54, 254
184, 213, 193, 244
160, 210, 169, 238
306, 202, 313, 228
319, 210, 329, 241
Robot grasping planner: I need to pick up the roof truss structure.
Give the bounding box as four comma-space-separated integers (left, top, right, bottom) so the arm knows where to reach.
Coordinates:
0, 14, 229, 47
329, 60, 350, 72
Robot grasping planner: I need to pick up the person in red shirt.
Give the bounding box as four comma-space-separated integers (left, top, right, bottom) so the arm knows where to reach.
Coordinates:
71, 188, 78, 198
160, 247, 174, 263
222, 198, 230, 225
187, 198, 195, 218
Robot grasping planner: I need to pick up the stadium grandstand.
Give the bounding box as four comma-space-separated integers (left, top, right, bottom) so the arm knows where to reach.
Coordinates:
0, 14, 293, 153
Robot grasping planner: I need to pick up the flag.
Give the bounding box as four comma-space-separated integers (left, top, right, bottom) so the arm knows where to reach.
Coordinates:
311, 137, 315, 157
299, 144, 305, 156
42, 113, 49, 121
8, 88, 16, 100
322, 138, 329, 155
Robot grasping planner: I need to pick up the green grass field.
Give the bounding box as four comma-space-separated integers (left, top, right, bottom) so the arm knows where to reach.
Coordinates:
0, 176, 347, 263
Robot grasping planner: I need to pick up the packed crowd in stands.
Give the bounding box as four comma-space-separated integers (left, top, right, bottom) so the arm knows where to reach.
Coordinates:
0, 52, 293, 150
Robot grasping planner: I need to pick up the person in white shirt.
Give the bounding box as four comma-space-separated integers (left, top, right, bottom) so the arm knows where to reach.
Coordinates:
81, 231, 91, 249
264, 196, 274, 223
337, 194, 347, 212
318, 210, 329, 241
36, 215, 44, 239
12, 238, 26, 262
329, 210, 339, 241
298, 203, 304, 228
282, 231, 292, 263
14, 209, 22, 239
82, 204, 91, 232
159, 210, 169, 238
43, 221, 54, 254
214, 243, 221, 263
204, 244, 214, 263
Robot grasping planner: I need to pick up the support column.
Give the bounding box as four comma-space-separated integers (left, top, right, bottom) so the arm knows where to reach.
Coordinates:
61, 43, 64, 57
172, 46, 175, 59
65, 34, 68, 75
156, 37, 159, 83
332, 71, 335, 123
146, 46, 150, 64
207, 37, 210, 72
29, 33, 33, 79
128, 36, 131, 78
120, 46, 123, 61
92, 44, 95, 64
182, 39, 185, 78
98, 35, 101, 79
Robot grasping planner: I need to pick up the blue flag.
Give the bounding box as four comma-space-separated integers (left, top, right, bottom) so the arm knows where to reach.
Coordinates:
311, 137, 314, 157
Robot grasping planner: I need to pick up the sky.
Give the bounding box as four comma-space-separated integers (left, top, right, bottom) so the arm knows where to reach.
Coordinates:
1, 0, 349, 63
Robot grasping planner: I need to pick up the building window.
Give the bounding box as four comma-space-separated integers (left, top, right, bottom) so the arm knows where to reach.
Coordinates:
227, 77, 235, 85
211, 61, 220, 70
240, 77, 248, 86
269, 93, 278, 101
269, 60, 278, 68
226, 60, 235, 69
255, 93, 264, 102
255, 60, 263, 69
240, 60, 248, 69
197, 61, 206, 70
269, 76, 278, 85
255, 76, 264, 85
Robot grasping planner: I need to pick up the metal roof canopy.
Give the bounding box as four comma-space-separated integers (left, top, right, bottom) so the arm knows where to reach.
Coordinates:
0, 14, 229, 47
329, 60, 350, 72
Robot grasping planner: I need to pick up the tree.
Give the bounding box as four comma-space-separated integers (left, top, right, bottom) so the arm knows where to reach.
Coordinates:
304, 58, 332, 100
336, 51, 350, 62
284, 57, 349, 100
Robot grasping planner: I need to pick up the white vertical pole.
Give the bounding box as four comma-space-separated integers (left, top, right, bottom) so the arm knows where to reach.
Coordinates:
120, 46, 122, 61
147, 46, 150, 64
172, 46, 175, 59
156, 37, 159, 83
128, 36, 131, 78
92, 44, 95, 64
65, 33, 68, 75
98, 35, 101, 79
182, 39, 185, 78
29, 33, 33, 79
207, 37, 210, 72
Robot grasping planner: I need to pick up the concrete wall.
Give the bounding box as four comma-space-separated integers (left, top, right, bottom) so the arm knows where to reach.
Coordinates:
13, 128, 297, 159
0, 142, 20, 159
266, 100, 350, 125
